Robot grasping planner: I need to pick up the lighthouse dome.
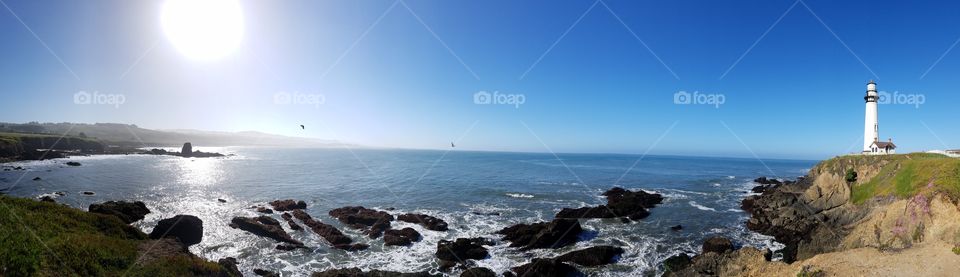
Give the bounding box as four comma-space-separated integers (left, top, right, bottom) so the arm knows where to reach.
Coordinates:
867, 81, 876, 91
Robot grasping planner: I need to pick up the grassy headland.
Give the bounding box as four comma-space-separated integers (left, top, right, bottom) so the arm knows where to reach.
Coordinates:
830, 153, 960, 204
0, 196, 234, 276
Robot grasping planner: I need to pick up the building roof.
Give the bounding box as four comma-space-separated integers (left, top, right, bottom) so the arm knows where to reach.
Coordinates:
872, 141, 896, 148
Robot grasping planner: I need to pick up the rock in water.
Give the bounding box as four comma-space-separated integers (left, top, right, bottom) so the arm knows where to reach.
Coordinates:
329, 206, 394, 238
397, 213, 449, 231
510, 259, 582, 277
436, 237, 494, 270
555, 246, 624, 266
149, 215, 204, 246
702, 236, 733, 254
384, 227, 421, 246
460, 267, 496, 277
32, 177, 41, 181
230, 216, 303, 246
217, 257, 242, 276
662, 253, 692, 273
671, 225, 683, 231
89, 201, 151, 224
497, 219, 582, 250
181, 142, 192, 157
65, 161, 81, 166
254, 268, 280, 277
555, 187, 663, 221
269, 199, 307, 211
290, 209, 361, 250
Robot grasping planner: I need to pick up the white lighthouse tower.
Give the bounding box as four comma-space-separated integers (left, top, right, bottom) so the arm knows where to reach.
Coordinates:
863, 80, 879, 152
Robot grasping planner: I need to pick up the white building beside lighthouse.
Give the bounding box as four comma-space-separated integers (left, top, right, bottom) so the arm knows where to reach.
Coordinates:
862, 80, 895, 154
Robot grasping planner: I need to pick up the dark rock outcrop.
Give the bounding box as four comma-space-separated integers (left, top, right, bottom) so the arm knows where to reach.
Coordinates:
311, 268, 437, 277
269, 199, 307, 211
65, 161, 82, 166
670, 225, 683, 231
291, 209, 359, 250
181, 142, 193, 157
701, 236, 733, 254
436, 237, 494, 270
662, 253, 692, 273
281, 212, 303, 231
254, 268, 280, 277
555, 246, 624, 266
276, 243, 307, 251
460, 267, 496, 277
555, 187, 663, 221
217, 257, 242, 276
509, 259, 583, 277
89, 200, 151, 224
230, 216, 303, 245
329, 206, 394, 238
497, 219, 582, 250
397, 213, 449, 231
256, 206, 274, 214
384, 227, 421, 246
149, 215, 203, 246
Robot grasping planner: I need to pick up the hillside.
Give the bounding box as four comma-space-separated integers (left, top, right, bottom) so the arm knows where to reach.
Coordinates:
0, 196, 238, 276
0, 122, 343, 147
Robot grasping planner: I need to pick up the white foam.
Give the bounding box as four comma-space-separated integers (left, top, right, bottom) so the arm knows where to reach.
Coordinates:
688, 201, 717, 211
505, 193, 534, 198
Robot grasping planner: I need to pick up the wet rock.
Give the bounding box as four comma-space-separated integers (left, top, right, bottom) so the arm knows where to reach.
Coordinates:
662, 253, 692, 273
149, 215, 204, 246
702, 236, 733, 254
670, 225, 683, 231
470, 211, 501, 216
276, 243, 307, 251
32, 177, 41, 181
181, 142, 193, 157
65, 161, 81, 166
384, 227, 421, 246
460, 267, 496, 277
291, 209, 354, 246
39, 195, 56, 202
333, 243, 370, 251
217, 198, 227, 203
256, 206, 274, 214
217, 257, 242, 276
230, 216, 303, 245
497, 219, 582, 250
281, 212, 303, 231
89, 200, 151, 224
269, 199, 307, 211
81, 191, 95, 195
510, 259, 582, 277
555, 246, 624, 266
329, 206, 394, 238
436, 238, 494, 269
254, 268, 280, 277
753, 177, 782, 186
555, 187, 663, 221
397, 213, 449, 231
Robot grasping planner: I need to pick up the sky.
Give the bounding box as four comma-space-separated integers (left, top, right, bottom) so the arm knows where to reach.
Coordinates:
0, 0, 957, 160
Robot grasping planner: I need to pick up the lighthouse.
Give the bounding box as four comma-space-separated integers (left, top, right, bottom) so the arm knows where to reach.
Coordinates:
863, 80, 879, 152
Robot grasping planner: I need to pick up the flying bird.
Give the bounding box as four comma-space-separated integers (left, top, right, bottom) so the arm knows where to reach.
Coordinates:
451, 142, 455, 148
300, 125, 305, 130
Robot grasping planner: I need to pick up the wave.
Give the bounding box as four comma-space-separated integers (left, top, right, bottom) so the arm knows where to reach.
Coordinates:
506, 193, 534, 198
688, 201, 717, 211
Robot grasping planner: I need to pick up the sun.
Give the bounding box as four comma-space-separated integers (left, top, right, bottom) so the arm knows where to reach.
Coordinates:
161, 0, 244, 61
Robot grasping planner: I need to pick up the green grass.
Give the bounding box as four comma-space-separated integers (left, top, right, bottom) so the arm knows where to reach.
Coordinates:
845, 153, 960, 204
0, 196, 231, 276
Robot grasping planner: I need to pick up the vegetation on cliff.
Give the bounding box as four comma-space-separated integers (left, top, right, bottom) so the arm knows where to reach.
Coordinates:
834, 153, 960, 204
0, 196, 234, 276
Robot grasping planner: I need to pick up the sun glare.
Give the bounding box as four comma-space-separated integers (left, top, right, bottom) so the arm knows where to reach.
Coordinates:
161, 0, 244, 61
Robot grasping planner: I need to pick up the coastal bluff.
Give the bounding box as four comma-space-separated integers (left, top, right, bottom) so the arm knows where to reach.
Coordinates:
668, 153, 960, 276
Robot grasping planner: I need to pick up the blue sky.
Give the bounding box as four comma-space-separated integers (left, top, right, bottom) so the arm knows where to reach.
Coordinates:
0, 0, 957, 160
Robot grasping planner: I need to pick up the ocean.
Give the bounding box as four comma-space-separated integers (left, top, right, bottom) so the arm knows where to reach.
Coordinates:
0, 147, 815, 276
